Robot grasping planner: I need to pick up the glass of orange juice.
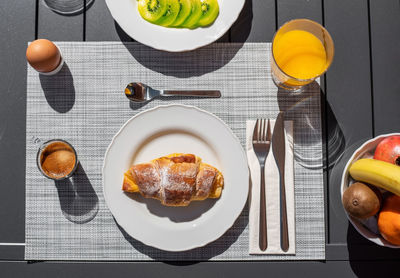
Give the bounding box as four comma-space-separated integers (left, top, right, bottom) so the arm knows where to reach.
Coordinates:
271, 19, 334, 91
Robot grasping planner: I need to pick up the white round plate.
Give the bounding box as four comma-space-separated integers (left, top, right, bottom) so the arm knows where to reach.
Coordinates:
341, 133, 400, 248
103, 104, 249, 251
105, 0, 245, 52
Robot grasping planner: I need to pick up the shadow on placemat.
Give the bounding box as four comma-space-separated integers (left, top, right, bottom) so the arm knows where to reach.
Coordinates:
120, 42, 245, 78
55, 163, 99, 224
39, 63, 75, 113
115, 205, 248, 261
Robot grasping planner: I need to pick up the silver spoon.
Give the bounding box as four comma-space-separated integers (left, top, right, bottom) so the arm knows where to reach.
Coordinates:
125, 82, 221, 102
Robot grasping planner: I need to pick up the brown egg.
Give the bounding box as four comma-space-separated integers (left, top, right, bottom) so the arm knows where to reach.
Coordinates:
26, 39, 61, 73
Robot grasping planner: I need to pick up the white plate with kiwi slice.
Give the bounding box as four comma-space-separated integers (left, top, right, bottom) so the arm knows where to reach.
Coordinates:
105, 0, 245, 52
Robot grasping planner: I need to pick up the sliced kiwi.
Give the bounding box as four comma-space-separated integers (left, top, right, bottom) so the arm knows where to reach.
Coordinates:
171, 0, 192, 27
197, 0, 219, 27
138, 0, 168, 23
181, 0, 202, 29
157, 0, 181, 26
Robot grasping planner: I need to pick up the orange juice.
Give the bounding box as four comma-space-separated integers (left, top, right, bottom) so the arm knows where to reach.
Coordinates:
273, 30, 328, 85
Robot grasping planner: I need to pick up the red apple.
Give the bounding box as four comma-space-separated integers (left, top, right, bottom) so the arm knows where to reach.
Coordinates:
374, 135, 400, 166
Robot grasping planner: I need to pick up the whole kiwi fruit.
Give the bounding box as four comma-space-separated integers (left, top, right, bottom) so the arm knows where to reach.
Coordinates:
342, 182, 382, 219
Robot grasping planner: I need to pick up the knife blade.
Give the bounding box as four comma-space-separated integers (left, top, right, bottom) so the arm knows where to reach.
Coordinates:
272, 111, 289, 252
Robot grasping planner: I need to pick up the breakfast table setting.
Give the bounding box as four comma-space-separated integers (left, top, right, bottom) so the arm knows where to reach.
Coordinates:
0, 0, 399, 277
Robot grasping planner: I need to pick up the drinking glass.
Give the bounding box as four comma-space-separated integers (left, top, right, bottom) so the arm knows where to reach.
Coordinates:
44, 0, 93, 15
271, 19, 334, 91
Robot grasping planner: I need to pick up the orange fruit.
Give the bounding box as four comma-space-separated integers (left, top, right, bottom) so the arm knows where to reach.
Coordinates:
378, 194, 400, 245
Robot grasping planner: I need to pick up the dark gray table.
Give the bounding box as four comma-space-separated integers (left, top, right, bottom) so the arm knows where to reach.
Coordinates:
0, 0, 399, 276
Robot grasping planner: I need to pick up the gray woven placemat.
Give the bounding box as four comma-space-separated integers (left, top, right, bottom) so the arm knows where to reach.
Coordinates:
25, 42, 325, 261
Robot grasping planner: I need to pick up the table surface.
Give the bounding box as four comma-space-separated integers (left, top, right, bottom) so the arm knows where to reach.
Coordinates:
0, 0, 399, 276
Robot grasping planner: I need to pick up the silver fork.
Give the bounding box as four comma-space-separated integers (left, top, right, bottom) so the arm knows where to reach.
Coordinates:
252, 119, 272, 251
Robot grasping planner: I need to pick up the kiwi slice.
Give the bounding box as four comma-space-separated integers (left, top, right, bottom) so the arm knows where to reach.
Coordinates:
171, 0, 192, 27
157, 0, 181, 26
198, 0, 219, 27
138, 0, 168, 23
181, 0, 202, 29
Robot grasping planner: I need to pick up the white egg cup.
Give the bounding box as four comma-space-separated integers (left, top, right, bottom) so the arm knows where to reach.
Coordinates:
36, 45, 65, 76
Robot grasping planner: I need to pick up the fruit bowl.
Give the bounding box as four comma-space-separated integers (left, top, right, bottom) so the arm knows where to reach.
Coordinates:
341, 133, 400, 248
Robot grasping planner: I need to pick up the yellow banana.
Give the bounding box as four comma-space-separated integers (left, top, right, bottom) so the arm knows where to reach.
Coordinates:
349, 158, 400, 196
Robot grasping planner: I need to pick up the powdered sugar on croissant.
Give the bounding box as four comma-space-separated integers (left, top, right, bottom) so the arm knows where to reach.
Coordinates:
123, 153, 224, 206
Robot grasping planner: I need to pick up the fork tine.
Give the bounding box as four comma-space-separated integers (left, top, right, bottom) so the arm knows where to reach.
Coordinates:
266, 119, 271, 141
261, 119, 267, 142
259, 119, 263, 142
253, 119, 260, 142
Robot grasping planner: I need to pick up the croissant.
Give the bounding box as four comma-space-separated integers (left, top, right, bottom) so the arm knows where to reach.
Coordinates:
122, 153, 224, 206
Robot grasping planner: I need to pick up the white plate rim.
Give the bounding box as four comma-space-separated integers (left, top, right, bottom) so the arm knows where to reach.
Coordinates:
105, 0, 246, 52
340, 132, 400, 248
102, 104, 249, 251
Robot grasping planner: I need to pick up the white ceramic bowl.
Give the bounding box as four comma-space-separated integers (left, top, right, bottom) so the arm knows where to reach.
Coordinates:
341, 133, 400, 248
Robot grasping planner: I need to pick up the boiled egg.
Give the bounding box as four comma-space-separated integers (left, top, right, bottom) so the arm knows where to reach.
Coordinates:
26, 39, 61, 73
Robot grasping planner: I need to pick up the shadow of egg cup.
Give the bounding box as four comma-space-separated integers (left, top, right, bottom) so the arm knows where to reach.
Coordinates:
39, 63, 75, 113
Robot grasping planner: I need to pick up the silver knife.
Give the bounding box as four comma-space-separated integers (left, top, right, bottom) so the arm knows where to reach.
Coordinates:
272, 112, 289, 252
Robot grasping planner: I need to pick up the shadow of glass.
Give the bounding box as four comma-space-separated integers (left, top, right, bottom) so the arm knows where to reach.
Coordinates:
323, 100, 347, 170
115, 205, 248, 260
119, 41, 245, 78
328, 139, 373, 225
54, 162, 99, 224
39, 63, 75, 113
277, 82, 345, 170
